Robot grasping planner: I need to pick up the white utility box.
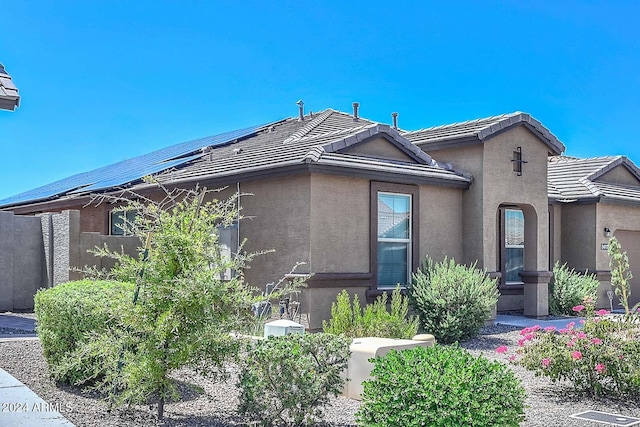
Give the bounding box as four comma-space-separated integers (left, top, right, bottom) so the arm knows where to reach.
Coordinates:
343, 335, 435, 400
263, 319, 305, 338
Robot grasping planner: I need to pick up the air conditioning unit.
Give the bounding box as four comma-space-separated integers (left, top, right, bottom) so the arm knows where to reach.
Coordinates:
263, 319, 305, 338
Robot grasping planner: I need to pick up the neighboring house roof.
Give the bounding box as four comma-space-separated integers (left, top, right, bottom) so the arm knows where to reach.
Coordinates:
403, 112, 565, 155
548, 155, 640, 204
0, 63, 20, 111
0, 109, 471, 210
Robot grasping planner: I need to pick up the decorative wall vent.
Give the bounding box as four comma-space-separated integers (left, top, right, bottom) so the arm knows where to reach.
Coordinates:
511, 147, 528, 176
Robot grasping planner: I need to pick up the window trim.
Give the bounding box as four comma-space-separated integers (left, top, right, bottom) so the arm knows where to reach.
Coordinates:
502, 207, 525, 285
370, 182, 419, 290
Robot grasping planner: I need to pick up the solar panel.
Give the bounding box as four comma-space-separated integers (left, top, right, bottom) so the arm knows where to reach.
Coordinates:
0, 122, 269, 208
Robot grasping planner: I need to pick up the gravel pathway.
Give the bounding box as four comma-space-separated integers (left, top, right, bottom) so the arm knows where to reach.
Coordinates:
1, 325, 639, 426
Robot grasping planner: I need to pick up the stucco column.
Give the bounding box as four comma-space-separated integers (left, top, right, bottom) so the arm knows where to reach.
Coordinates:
520, 271, 552, 318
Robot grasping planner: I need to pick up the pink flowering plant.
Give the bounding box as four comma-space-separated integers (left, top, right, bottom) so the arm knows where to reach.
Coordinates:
500, 298, 640, 397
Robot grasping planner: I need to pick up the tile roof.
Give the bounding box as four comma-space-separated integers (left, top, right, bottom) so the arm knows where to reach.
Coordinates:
155, 110, 471, 188
403, 112, 565, 155
0, 63, 20, 111
0, 108, 472, 209
547, 156, 640, 204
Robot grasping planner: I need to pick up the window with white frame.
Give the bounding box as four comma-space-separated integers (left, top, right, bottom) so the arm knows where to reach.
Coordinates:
504, 208, 524, 284
110, 209, 138, 236
377, 192, 411, 288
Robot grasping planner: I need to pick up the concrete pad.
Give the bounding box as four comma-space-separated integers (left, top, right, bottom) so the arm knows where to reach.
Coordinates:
496, 314, 584, 330
0, 369, 75, 426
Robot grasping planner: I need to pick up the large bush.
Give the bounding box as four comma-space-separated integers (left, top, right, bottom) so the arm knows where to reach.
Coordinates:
356, 345, 526, 427
322, 287, 418, 339
549, 261, 599, 316
238, 333, 350, 426
410, 257, 499, 344
34, 280, 134, 384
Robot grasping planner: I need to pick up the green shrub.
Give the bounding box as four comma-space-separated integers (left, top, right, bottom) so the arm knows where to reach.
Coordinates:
238, 333, 350, 426
549, 261, 599, 316
356, 345, 526, 427
322, 287, 419, 339
509, 303, 640, 397
34, 279, 134, 384
410, 257, 499, 344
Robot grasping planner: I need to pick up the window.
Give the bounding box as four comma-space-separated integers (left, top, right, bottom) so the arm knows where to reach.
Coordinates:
110, 209, 137, 236
504, 208, 524, 284
377, 192, 411, 287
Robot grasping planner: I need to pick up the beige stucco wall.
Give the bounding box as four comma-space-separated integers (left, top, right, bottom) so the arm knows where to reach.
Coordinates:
597, 166, 640, 186
418, 185, 463, 263
560, 203, 596, 270
309, 174, 370, 273
596, 202, 640, 270
425, 144, 485, 266
342, 137, 415, 162
239, 175, 312, 288
550, 204, 562, 265
482, 126, 551, 272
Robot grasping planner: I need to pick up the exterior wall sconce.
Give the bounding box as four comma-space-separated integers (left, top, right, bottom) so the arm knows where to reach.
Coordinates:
604, 227, 611, 238
511, 147, 528, 176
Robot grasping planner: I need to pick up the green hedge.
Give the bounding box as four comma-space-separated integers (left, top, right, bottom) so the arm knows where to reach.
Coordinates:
357, 345, 526, 427
34, 279, 134, 384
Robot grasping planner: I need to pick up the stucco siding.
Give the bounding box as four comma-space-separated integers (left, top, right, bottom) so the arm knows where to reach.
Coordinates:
561, 203, 596, 270
426, 145, 485, 266
418, 185, 463, 263
240, 175, 311, 287
482, 126, 551, 272
596, 166, 640, 186
342, 137, 415, 163
596, 202, 640, 270
309, 174, 369, 273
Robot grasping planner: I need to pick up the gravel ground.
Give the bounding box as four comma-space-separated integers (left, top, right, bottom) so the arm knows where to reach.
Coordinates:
1, 325, 639, 426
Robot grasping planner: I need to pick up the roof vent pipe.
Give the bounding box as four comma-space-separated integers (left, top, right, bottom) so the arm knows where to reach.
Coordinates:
296, 100, 304, 121
391, 112, 398, 129
352, 102, 359, 120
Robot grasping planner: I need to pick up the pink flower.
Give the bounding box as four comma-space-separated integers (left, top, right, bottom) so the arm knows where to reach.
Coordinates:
637, 307, 640, 313
591, 338, 603, 345
595, 363, 606, 374
576, 332, 587, 339
567, 321, 576, 329
496, 346, 508, 354
596, 309, 609, 316
541, 358, 551, 368
509, 355, 517, 362
572, 351, 583, 360
566, 341, 575, 347
544, 326, 556, 332
572, 305, 585, 312
579, 319, 585, 324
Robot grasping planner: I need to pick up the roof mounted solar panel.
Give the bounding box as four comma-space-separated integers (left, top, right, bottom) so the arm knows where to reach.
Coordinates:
0, 122, 270, 208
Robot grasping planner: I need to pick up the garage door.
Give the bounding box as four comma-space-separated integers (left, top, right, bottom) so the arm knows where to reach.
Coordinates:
613, 231, 640, 309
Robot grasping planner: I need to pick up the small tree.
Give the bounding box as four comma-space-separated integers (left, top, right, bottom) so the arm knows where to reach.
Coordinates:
608, 236, 638, 314
84, 184, 279, 419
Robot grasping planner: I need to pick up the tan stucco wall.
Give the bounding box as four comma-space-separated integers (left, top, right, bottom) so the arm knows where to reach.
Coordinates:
551, 204, 562, 265
418, 185, 463, 263
342, 137, 415, 162
482, 126, 551, 272
424, 144, 485, 266
309, 174, 369, 273
596, 202, 640, 270
239, 175, 312, 288
560, 203, 596, 270
596, 166, 640, 186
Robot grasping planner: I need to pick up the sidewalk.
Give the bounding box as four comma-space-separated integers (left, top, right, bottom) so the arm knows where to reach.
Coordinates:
496, 314, 584, 329
0, 313, 76, 426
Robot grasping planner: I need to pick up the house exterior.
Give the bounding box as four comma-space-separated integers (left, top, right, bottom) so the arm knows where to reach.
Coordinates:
2, 105, 640, 328
0, 63, 20, 111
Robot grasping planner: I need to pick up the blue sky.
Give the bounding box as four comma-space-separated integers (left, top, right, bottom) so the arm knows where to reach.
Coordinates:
2, 1, 640, 200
